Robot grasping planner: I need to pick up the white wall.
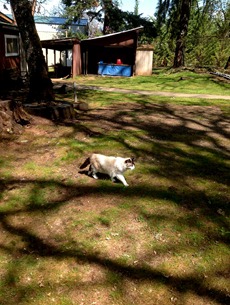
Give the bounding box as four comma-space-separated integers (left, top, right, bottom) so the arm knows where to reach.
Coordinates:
135, 48, 153, 76
36, 23, 60, 66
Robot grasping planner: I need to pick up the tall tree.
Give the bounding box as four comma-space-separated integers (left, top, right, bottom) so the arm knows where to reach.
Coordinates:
10, 0, 54, 102
62, 0, 156, 42
134, 0, 139, 15
173, 0, 192, 67
156, 0, 192, 67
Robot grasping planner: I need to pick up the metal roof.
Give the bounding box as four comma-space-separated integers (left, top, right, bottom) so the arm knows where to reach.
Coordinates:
34, 16, 88, 26
3, 14, 88, 26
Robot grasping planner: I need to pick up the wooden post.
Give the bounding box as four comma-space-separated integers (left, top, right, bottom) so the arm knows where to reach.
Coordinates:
72, 43, 81, 77
46, 48, 48, 66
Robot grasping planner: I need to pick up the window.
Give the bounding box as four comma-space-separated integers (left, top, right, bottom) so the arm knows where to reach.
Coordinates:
4, 34, 19, 56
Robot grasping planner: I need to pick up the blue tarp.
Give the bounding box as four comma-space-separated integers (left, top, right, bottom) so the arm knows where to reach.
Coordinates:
98, 64, 131, 77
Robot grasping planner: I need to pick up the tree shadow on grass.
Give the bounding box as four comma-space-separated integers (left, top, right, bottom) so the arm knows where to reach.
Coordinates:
67, 100, 230, 193
0, 96, 229, 304
0, 189, 229, 305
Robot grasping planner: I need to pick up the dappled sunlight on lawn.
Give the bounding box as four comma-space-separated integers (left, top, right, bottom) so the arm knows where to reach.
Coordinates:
0, 96, 229, 305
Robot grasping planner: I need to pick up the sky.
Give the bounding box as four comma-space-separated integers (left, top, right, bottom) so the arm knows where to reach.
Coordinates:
120, 0, 157, 17
0, 0, 158, 18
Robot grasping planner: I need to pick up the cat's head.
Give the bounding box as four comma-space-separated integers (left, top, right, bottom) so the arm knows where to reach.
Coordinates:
125, 157, 135, 170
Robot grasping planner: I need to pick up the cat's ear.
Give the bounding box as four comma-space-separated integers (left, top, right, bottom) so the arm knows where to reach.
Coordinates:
125, 158, 135, 164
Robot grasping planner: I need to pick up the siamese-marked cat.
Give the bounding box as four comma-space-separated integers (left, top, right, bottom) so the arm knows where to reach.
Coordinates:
80, 153, 135, 186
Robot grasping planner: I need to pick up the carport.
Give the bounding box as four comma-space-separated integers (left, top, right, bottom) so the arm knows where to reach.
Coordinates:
41, 37, 81, 78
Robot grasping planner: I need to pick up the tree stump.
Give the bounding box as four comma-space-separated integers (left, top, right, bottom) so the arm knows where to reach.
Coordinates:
24, 100, 76, 121
0, 99, 27, 136
49, 101, 76, 121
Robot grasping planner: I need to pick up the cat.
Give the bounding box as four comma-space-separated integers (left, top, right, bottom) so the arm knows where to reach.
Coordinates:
79, 153, 135, 186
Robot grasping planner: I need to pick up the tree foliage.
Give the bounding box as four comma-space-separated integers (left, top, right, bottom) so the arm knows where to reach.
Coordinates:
61, 0, 157, 43
61, 0, 229, 68
154, 0, 230, 68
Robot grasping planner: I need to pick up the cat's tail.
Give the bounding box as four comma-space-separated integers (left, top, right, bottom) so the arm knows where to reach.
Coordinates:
80, 157, 90, 169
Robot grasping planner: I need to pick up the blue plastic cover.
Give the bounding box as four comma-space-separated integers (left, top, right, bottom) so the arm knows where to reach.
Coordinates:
98, 64, 131, 77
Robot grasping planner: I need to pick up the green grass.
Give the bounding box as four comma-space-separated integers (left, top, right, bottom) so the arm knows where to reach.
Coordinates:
0, 71, 229, 305
72, 68, 230, 96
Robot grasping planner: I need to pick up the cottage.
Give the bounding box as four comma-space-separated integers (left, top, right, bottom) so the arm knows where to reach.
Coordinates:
0, 12, 21, 86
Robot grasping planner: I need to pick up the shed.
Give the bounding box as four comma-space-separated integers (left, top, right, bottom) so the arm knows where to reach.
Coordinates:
81, 26, 143, 76
135, 45, 154, 76
41, 26, 147, 78
0, 12, 21, 84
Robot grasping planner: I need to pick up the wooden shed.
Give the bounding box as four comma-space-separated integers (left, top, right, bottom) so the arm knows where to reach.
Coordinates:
0, 12, 21, 84
41, 26, 147, 78
135, 45, 154, 76
81, 26, 143, 76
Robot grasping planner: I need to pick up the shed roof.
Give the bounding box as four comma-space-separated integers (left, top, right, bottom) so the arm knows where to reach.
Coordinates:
41, 26, 144, 51
81, 26, 143, 47
41, 37, 81, 51
82, 26, 143, 42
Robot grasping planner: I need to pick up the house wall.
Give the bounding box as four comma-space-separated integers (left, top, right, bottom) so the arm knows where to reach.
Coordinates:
0, 26, 20, 82
35, 23, 59, 66
135, 48, 153, 76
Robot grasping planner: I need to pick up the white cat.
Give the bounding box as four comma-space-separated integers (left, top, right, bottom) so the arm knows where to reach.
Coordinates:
80, 153, 135, 186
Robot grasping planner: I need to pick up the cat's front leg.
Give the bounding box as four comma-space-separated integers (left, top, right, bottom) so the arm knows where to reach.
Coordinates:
111, 174, 116, 182
116, 174, 129, 186
92, 172, 99, 179
89, 165, 98, 179
88, 170, 98, 179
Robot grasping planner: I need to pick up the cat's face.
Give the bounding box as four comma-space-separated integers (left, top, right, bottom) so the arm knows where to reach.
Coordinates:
125, 158, 135, 170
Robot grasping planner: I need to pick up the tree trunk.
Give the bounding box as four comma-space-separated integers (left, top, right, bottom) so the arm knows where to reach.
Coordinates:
10, 0, 54, 103
224, 56, 230, 69
173, 0, 192, 68
0, 100, 30, 137
103, 0, 114, 34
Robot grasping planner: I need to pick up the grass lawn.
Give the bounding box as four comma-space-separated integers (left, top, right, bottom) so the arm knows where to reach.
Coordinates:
72, 69, 230, 96
0, 70, 229, 305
